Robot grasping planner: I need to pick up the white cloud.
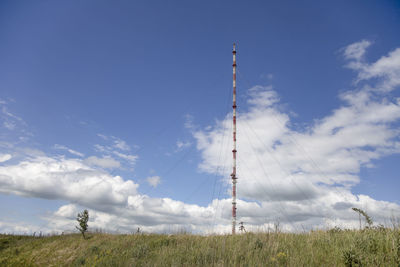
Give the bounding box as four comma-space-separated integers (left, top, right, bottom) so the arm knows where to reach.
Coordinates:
196, 82, 400, 203
1, 106, 25, 124
176, 140, 191, 151
0, 103, 32, 144
94, 144, 108, 152
345, 41, 400, 92
184, 114, 195, 130
193, 40, 400, 231
3, 121, 15, 130
1, 105, 27, 133
0, 154, 223, 234
53, 144, 84, 157
0, 148, 398, 234
343, 39, 371, 61
1, 40, 400, 235
0, 156, 138, 209
84, 156, 121, 169
43, 202, 214, 234
97, 133, 108, 140
0, 221, 41, 235
0, 154, 12, 163
146, 176, 161, 187
93, 135, 137, 166
113, 138, 130, 151
247, 85, 279, 107
112, 151, 138, 165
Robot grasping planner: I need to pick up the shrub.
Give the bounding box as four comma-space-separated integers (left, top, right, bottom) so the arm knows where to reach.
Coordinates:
343, 249, 362, 267
76, 210, 89, 239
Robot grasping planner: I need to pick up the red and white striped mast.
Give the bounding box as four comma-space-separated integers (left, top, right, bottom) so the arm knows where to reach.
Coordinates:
231, 43, 238, 234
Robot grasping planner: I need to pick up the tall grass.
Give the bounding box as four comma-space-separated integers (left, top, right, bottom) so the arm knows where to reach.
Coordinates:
0, 228, 399, 266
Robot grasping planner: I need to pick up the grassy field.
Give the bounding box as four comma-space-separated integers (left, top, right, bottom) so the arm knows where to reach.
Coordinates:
1, 228, 399, 266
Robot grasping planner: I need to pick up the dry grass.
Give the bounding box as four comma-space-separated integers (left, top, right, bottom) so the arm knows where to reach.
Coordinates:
0, 228, 399, 266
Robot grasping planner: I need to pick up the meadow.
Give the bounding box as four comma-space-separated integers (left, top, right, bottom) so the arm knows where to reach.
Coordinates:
1, 227, 399, 266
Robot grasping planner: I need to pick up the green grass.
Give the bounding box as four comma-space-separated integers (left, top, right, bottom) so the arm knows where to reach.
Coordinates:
1, 228, 399, 266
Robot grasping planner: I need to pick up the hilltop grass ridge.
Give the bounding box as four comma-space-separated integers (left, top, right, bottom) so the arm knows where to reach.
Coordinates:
1, 227, 400, 266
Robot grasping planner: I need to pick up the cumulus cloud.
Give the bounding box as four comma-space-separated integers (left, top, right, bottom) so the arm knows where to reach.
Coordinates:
42, 40, 399, 234
146, 176, 161, 187
0, 156, 138, 210
1, 40, 400, 235
0, 153, 222, 234
0, 221, 41, 234
84, 156, 121, 169
193, 40, 400, 231
44, 201, 218, 234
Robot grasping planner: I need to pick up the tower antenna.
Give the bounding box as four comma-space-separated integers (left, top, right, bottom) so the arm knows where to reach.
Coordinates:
231, 43, 237, 234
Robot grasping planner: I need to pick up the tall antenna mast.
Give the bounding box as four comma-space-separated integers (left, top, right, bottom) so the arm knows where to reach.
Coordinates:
231, 43, 237, 234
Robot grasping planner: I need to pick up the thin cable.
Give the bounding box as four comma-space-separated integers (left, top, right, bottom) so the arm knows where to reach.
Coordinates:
140, 146, 196, 197
271, 114, 351, 202
238, 153, 299, 231
237, 68, 349, 220
240, 124, 299, 231
242, 120, 333, 226
243, 120, 317, 206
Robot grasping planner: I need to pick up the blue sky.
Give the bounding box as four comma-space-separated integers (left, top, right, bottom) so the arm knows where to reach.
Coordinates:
1, 0, 400, 233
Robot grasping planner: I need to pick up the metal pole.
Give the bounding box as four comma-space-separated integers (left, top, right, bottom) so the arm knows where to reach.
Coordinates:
231, 43, 237, 234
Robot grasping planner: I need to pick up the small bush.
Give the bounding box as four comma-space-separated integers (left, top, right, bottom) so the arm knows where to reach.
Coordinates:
76, 210, 89, 239
343, 249, 362, 267
253, 238, 263, 250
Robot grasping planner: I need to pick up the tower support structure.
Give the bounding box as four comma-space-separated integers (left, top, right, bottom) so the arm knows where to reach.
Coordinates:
231, 43, 237, 235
